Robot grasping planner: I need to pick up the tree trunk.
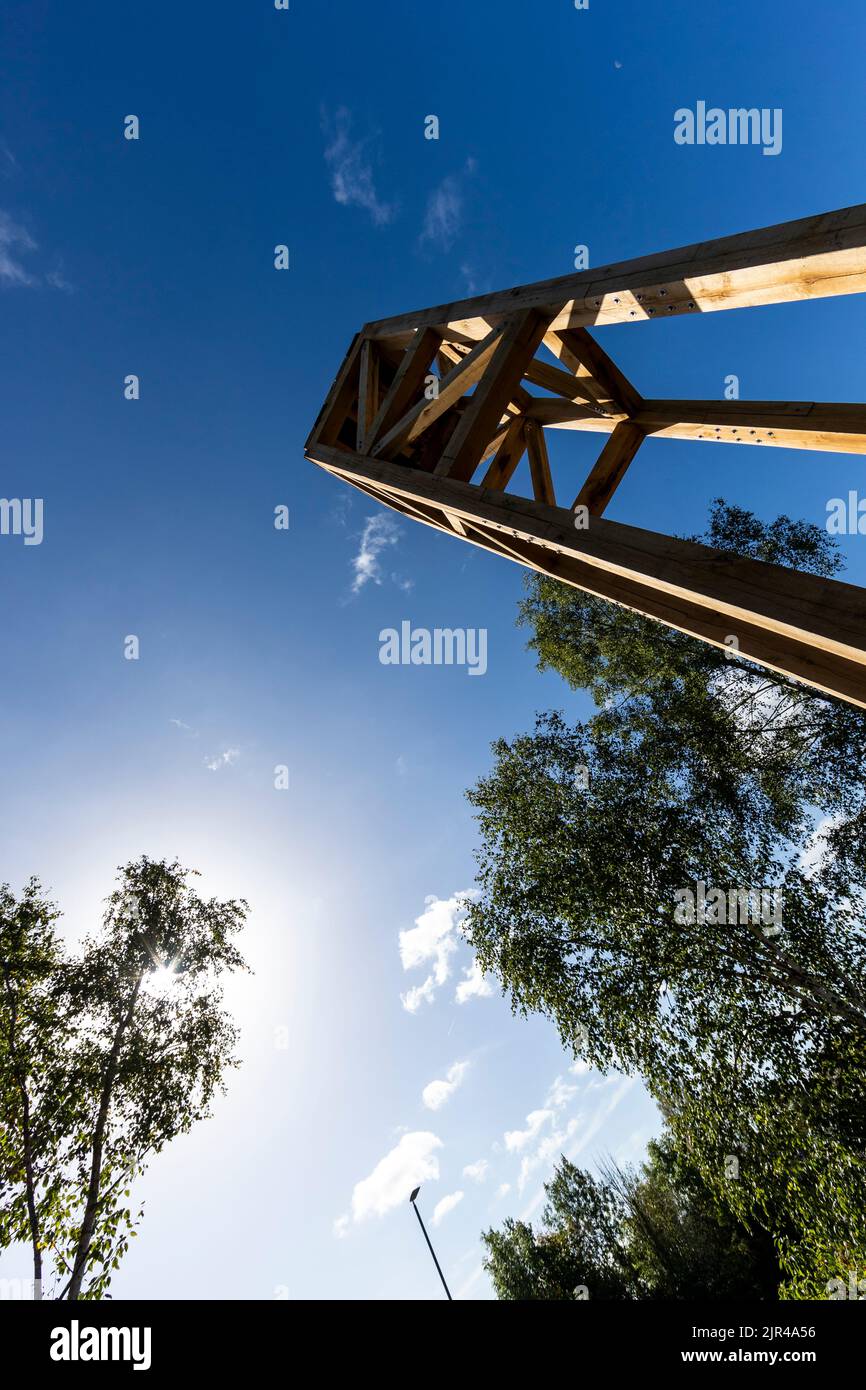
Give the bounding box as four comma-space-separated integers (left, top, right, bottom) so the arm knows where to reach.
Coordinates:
21, 1087, 43, 1299
1, 965, 42, 1298
65, 973, 142, 1300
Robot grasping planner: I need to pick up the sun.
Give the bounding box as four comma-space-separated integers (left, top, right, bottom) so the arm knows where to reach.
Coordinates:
144, 964, 179, 998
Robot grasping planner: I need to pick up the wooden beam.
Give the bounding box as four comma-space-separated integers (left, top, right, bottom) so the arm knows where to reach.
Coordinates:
526, 399, 626, 431
413, 400, 466, 474
531, 398, 866, 455
480, 418, 527, 491
546, 328, 643, 416
635, 399, 866, 454
525, 419, 556, 505
438, 341, 470, 368
361, 203, 866, 340
334, 471, 460, 541
372, 323, 505, 459
573, 422, 646, 515
436, 348, 456, 379
435, 310, 550, 482
478, 423, 512, 466
356, 340, 380, 453
366, 327, 441, 450
454, 517, 866, 708
522, 356, 607, 408
442, 340, 536, 423
306, 333, 363, 451
307, 444, 866, 708
308, 204, 866, 715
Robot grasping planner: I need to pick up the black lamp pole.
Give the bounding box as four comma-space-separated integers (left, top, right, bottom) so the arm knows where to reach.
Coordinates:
409, 1187, 452, 1300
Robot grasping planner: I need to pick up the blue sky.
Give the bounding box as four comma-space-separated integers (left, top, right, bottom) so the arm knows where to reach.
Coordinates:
1, 0, 865, 1299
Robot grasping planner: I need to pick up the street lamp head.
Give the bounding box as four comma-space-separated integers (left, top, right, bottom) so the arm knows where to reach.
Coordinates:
409, 1186, 420, 1204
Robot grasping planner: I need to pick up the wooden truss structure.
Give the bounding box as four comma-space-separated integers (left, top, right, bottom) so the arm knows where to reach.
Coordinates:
305, 203, 866, 708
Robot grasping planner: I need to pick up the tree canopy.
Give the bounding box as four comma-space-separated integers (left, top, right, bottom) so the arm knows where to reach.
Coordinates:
0, 857, 248, 1299
483, 1134, 780, 1300
467, 501, 866, 1297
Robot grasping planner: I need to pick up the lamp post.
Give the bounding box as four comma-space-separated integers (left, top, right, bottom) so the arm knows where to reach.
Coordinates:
409, 1187, 452, 1300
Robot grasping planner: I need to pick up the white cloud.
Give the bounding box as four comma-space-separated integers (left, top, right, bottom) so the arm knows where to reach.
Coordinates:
455, 956, 492, 1005
500, 1068, 598, 1197
463, 1159, 489, 1184
399, 890, 475, 1013
349, 1132, 442, 1224
419, 159, 477, 252
45, 267, 72, 292
798, 813, 842, 878
570, 1058, 591, 1077
504, 1109, 554, 1153
170, 717, 199, 740
419, 175, 463, 252
422, 1060, 469, 1111
0, 210, 37, 287
204, 747, 240, 772
546, 1075, 578, 1109
455, 1262, 486, 1299
567, 1078, 633, 1165
614, 1126, 655, 1167
518, 1116, 579, 1192
333, 1214, 350, 1239
432, 1190, 464, 1226
350, 513, 400, 593
496, 1182, 511, 1199
460, 264, 479, 294
519, 1077, 635, 1221
322, 107, 396, 227
401, 976, 438, 1014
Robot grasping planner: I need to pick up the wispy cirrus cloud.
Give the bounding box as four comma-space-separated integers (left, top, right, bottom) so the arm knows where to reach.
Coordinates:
504, 1108, 555, 1154
169, 717, 199, 737
519, 1076, 635, 1219
418, 158, 477, 253
546, 1074, 579, 1109
517, 1115, 580, 1192
0, 148, 70, 290
350, 513, 400, 593
322, 107, 396, 227
204, 747, 240, 772
502, 1068, 601, 1193
0, 211, 38, 287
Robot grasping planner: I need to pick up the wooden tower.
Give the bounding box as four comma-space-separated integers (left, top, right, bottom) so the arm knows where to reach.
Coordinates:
305, 204, 866, 708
